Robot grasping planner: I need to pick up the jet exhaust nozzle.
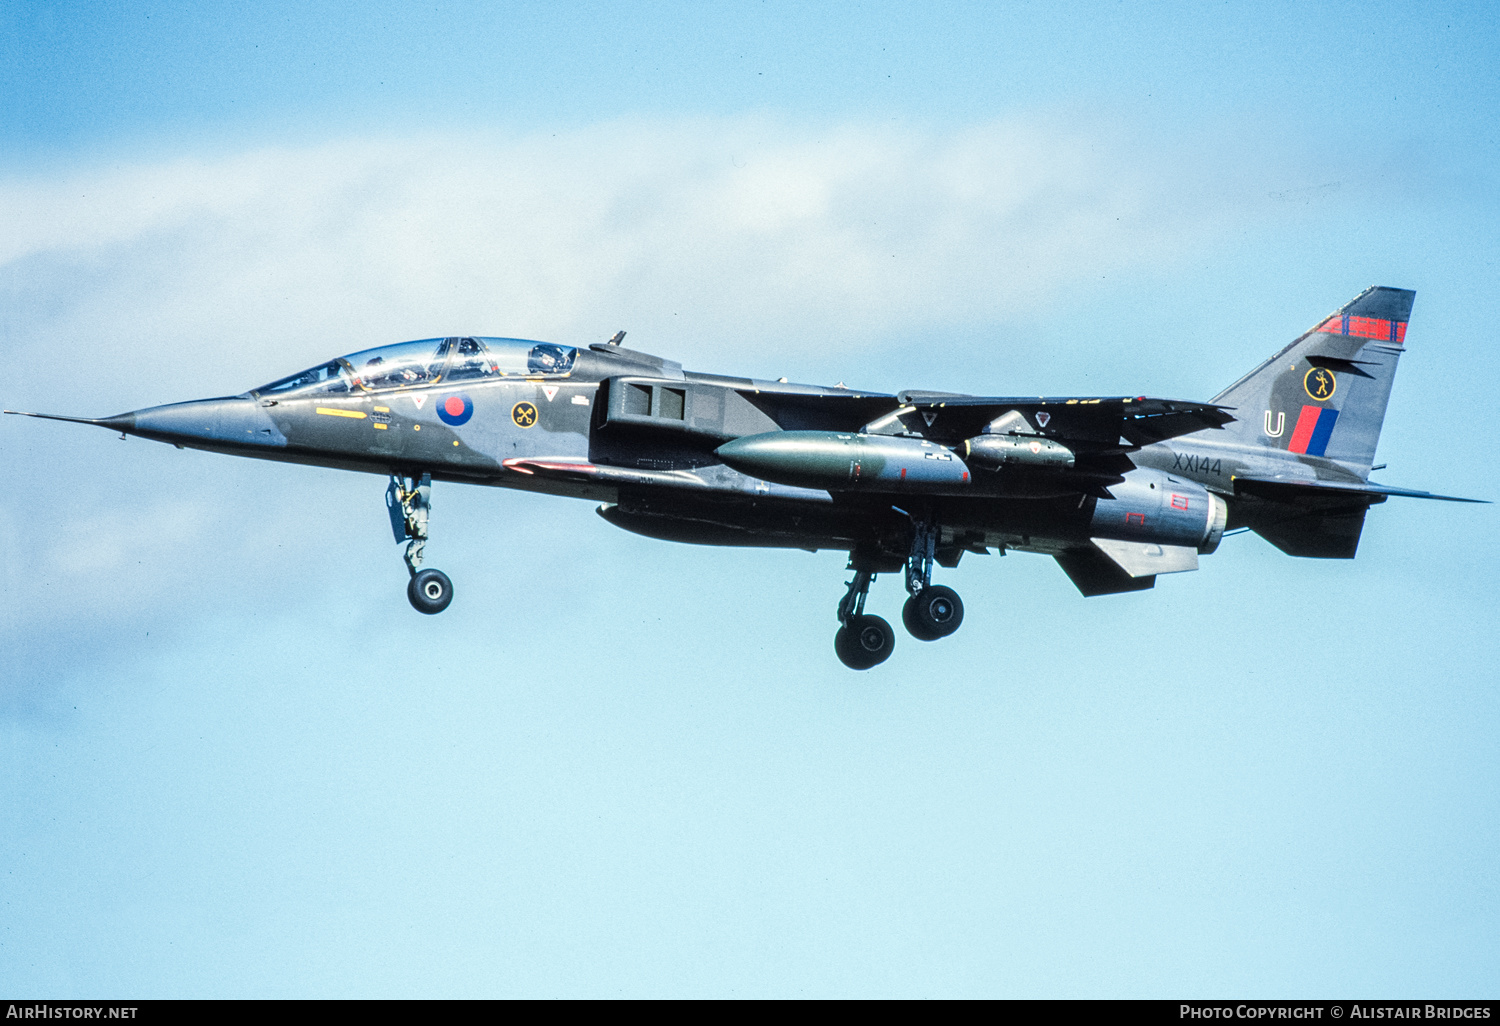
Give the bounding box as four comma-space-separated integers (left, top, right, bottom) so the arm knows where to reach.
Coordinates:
1089, 468, 1226, 552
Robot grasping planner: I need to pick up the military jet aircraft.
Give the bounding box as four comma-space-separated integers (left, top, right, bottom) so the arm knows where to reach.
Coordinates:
7, 286, 1482, 668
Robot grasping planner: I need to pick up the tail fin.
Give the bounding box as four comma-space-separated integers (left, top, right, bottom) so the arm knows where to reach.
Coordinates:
1209, 286, 1414, 477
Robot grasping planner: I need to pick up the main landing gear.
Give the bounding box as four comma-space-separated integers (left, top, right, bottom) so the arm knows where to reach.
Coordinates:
388, 472, 453, 614
835, 570, 896, 671
832, 522, 965, 670
901, 520, 963, 642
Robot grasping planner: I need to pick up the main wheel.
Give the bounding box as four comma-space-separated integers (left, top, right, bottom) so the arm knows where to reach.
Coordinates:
834, 614, 896, 670
407, 568, 454, 614
902, 585, 963, 640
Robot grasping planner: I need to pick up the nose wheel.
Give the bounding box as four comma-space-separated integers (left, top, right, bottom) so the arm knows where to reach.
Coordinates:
408, 568, 454, 615
388, 472, 455, 614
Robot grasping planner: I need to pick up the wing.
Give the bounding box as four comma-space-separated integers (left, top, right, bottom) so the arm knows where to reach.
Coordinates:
732, 388, 1233, 445
892, 392, 1236, 446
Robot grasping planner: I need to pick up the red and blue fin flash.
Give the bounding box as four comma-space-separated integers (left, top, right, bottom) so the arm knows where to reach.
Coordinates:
1287, 405, 1339, 456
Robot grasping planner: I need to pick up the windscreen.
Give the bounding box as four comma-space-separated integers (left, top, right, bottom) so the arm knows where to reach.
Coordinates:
252, 360, 350, 398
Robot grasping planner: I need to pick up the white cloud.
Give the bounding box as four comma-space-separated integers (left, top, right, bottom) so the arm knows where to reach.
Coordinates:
0, 115, 1285, 405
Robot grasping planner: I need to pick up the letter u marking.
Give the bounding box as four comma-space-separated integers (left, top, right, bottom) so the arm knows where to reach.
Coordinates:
1264, 410, 1285, 438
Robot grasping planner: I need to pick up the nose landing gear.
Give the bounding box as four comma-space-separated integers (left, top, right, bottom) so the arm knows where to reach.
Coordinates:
388, 472, 454, 614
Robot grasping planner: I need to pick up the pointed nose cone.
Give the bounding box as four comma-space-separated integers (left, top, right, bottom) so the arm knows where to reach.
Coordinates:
128, 397, 287, 449
97, 412, 137, 432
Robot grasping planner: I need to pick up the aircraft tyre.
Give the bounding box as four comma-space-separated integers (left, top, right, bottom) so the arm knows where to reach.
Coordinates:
902, 585, 963, 641
408, 568, 454, 614
835, 614, 896, 670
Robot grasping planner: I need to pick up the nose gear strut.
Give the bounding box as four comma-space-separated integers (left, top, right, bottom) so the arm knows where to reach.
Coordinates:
387, 473, 453, 614
388, 473, 430, 573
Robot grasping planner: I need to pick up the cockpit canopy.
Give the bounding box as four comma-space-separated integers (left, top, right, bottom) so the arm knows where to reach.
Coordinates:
252, 337, 578, 399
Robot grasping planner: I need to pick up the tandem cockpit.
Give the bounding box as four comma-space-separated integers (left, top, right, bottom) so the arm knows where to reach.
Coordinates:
250, 337, 579, 399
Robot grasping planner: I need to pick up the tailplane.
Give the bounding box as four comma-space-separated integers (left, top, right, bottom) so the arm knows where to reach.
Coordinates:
1211, 286, 1413, 477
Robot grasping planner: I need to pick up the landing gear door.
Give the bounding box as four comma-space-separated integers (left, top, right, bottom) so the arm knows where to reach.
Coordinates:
386, 479, 410, 542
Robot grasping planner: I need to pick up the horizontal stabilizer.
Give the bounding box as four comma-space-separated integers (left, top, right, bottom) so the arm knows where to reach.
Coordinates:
1090, 538, 1199, 577
1233, 476, 1485, 504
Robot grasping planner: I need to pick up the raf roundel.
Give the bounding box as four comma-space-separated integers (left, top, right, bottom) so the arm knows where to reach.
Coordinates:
436, 393, 474, 426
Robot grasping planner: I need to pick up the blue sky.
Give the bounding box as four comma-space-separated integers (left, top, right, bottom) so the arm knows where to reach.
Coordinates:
2, 1, 1497, 997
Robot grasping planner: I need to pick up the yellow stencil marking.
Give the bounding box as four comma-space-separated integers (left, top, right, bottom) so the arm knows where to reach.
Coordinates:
373, 406, 390, 413
373, 423, 388, 429
316, 407, 367, 419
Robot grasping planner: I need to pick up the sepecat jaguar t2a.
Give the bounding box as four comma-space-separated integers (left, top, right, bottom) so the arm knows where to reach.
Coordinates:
7, 287, 1483, 668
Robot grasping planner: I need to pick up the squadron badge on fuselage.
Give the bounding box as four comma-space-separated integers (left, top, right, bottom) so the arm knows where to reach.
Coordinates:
511, 401, 538, 428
